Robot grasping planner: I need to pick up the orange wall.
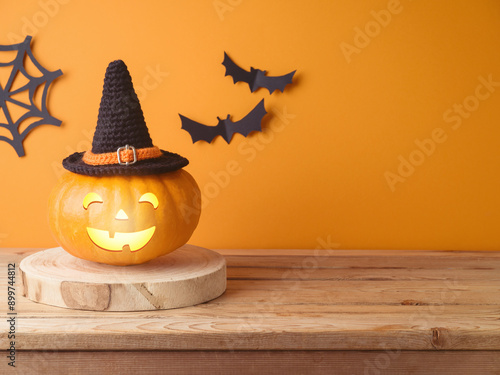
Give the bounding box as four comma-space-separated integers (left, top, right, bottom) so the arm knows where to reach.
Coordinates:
1, 0, 500, 250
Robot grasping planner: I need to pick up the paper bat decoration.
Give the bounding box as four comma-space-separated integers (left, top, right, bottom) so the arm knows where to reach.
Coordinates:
0, 35, 62, 157
222, 52, 296, 94
180, 99, 267, 144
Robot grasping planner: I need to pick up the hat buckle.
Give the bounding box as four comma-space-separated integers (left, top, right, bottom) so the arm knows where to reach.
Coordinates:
117, 145, 137, 166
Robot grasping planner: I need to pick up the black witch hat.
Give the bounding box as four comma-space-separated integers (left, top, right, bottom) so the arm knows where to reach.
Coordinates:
63, 60, 188, 176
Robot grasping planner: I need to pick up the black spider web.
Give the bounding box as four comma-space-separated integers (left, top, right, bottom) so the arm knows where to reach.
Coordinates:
0, 35, 62, 157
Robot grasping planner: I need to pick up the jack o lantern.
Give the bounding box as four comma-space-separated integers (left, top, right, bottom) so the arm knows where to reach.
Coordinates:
48, 60, 201, 265
48, 170, 200, 266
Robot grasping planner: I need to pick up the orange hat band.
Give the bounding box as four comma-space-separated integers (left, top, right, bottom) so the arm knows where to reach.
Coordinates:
82, 145, 163, 166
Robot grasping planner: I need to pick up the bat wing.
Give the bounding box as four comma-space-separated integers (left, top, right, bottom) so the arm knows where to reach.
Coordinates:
226, 99, 267, 141
254, 69, 296, 94
179, 114, 225, 143
222, 52, 253, 86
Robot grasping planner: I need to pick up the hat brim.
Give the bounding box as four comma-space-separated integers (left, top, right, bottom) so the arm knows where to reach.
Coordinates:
62, 150, 189, 176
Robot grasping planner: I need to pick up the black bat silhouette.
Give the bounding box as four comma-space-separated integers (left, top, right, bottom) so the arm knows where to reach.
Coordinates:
180, 99, 267, 144
222, 52, 296, 94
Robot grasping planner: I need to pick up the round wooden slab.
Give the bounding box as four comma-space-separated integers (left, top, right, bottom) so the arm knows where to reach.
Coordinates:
19, 245, 226, 311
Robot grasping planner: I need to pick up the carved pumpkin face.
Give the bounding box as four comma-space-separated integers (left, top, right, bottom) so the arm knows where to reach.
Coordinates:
82, 190, 159, 252
48, 170, 201, 266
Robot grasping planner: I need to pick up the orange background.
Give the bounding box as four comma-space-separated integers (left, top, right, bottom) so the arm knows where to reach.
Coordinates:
1, 0, 500, 250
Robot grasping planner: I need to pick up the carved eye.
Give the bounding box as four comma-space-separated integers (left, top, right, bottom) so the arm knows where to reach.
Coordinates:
139, 192, 159, 209
83, 192, 103, 209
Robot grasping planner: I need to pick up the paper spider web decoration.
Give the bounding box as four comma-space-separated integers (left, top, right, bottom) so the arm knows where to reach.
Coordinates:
0, 35, 62, 157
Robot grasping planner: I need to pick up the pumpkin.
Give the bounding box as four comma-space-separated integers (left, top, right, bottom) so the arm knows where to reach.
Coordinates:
48, 169, 201, 266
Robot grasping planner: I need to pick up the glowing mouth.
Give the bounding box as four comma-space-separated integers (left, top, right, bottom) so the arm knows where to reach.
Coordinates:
86, 226, 156, 252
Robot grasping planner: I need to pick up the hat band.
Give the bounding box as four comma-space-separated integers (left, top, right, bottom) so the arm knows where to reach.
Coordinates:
82, 145, 163, 166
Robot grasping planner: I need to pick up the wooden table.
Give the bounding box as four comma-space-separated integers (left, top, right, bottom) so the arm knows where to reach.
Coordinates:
1, 248, 500, 374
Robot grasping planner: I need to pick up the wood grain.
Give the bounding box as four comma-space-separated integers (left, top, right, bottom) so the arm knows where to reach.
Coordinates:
18, 245, 226, 311
10, 350, 500, 375
1, 247, 500, 365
